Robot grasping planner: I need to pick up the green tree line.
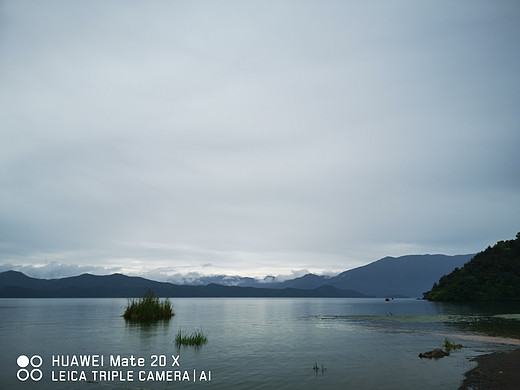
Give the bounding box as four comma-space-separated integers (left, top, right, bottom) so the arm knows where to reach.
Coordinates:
423, 233, 520, 301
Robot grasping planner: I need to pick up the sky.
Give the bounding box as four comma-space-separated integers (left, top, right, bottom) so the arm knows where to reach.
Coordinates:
0, 0, 519, 282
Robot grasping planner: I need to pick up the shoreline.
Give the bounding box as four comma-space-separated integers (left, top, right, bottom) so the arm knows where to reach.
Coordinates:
459, 348, 520, 390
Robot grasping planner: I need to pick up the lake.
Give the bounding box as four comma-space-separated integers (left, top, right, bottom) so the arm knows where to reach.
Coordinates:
1, 298, 519, 389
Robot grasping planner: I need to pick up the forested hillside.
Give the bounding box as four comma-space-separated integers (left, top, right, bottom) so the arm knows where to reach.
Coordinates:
423, 233, 520, 301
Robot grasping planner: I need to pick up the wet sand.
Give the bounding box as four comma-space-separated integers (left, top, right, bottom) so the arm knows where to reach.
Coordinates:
459, 349, 520, 390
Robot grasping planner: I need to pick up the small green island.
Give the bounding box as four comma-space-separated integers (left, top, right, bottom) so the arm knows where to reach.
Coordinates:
175, 328, 208, 347
423, 233, 520, 301
123, 291, 174, 321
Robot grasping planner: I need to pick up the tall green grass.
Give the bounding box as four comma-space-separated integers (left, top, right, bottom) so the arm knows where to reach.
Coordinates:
175, 328, 207, 347
123, 291, 173, 321
441, 337, 464, 354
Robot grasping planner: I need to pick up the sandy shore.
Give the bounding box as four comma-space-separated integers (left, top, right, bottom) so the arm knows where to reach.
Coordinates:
459, 348, 520, 390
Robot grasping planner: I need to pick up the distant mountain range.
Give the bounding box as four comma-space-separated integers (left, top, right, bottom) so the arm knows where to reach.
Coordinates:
165, 254, 475, 298
274, 254, 475, 297
0, 271, 369, 298
0, 254, 474, 298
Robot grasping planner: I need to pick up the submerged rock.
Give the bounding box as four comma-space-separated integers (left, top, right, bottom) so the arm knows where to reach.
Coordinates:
418, 348, 449, 359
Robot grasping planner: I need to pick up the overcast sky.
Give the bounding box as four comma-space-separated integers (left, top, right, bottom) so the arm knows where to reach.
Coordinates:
1, 0, 519, 281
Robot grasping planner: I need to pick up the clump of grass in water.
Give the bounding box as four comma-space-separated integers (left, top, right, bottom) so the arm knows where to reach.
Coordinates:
313, 362, 326, 374
441, 337, 464, 354
175, 328, 208, 347
123, 290, 174, 321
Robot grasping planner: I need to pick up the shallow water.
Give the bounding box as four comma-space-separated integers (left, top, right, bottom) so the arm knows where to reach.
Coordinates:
1, 298, 518, 389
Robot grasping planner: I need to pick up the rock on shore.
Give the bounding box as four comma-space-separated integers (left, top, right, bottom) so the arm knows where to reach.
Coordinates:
418, 348, 449, 359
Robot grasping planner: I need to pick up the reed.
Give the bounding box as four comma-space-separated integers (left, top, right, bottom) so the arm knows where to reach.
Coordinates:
441, 337, 464, 354
175, 328, 207, 347
313, 362, 326, 373
123, 291, 174, 321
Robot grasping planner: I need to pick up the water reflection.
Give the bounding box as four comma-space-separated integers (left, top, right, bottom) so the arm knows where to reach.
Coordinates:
427, 301, 520, 338
430, 301, 520, 316
319, 302, 520, 341
445, 315, 520, 339
124, 318, 171, 331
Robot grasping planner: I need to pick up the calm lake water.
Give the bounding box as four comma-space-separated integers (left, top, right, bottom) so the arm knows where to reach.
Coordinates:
1, 298, 519, 390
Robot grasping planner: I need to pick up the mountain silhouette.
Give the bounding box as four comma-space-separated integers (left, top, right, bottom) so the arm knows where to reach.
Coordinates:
0, 253, 474, 298
0, 271, 369, 298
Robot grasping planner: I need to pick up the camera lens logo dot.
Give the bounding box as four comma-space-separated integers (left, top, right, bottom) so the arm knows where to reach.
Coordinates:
16, 355, 43, 381
31, 355, 43, 368
17, 355, 30, 368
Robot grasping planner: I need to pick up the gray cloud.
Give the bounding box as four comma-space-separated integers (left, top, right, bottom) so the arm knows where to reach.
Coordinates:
1, 0, 519, 277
